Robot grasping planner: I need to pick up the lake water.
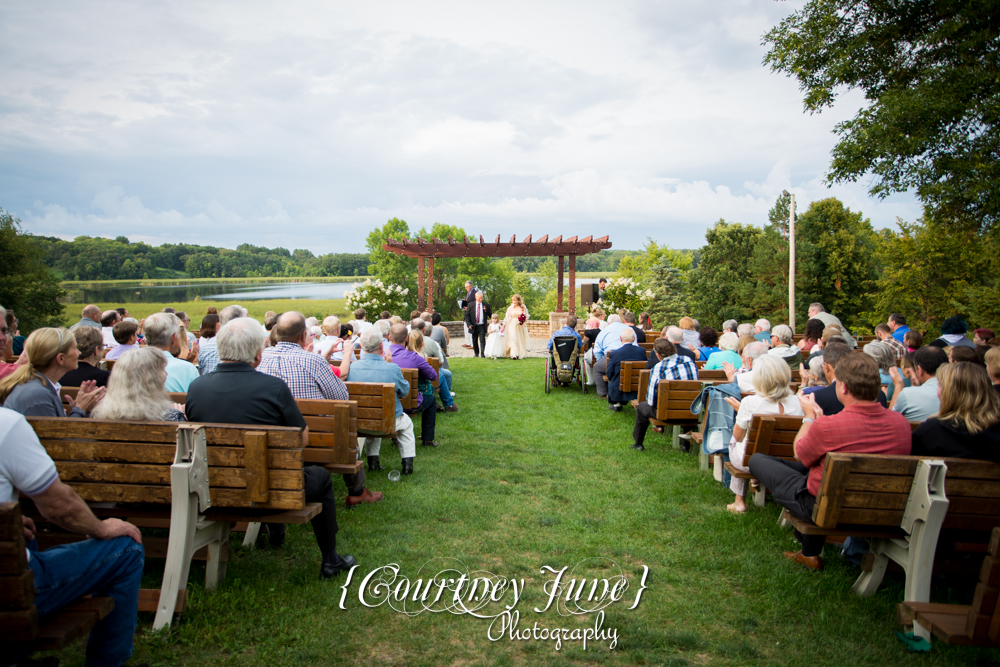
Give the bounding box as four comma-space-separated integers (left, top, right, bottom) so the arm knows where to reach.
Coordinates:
67, 279, 602, 304
66, 281, 358, 303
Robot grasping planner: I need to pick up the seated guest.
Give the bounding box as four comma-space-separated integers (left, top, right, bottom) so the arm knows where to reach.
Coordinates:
748, 353, 911, 569
889, 345, 949, 420
429, 312, 450, 356
694, 327, 721, 361
0, 405, 144, 666
950, 345, 982, 365
722, 356, 805, 513
315, 316, 343, 358
7, 310, 25, 356
767, 324, 805, 370
807, 327, 844, 363
975, 329, 997, 346
799, 355, 829, 395
607, 327, 648, 411
737, 323, 755, 338
807, 302, 857, 348
737, 334, 755, 356
72, 304, 102, 330
197, 305, 242, 375
928, 316, 975, 349
0, 328, 104, 417
704, 332, 742, 370
911, 362, 1000, 460
0, 304, 17, 380
185, 318, 357, 577
105, 320, 140, 360
144, 313, 199, 392
986, 347, 1000, 393
637, 312, 654, 332
92, 347, 186, 421
874, 323, 907, 359
60, 326, 111, 388
100, 309, 121, 350
797, 318, 824, 353
863, 340, 905, 400
679, 316, 701, 351
812, 343, 889, 415
903, 330, 922, 352
624, 311, 646, 343
349, 308, 373, 335
722, 319, 739, 335
753, 319, 772, 346
175, 311, 197, 347
349, 328, 416, 474
594, 315, 635, 398
548, 314, 583, 353
257, 312, 377, 507
412, 319, 456, 412
407, 330, 442, 416
631, 339, 698, 451
721, 341, 769, 393
388, 323, 439, 449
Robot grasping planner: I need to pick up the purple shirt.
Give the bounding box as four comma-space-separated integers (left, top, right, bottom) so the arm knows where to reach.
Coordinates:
389, 344, 438, 408
105, 343, 139, 360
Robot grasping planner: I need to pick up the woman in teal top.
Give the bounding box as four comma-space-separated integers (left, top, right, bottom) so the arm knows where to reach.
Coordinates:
705, 332, 743, 370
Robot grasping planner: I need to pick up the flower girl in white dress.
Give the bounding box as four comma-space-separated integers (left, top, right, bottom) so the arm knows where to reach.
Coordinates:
484, 314, 508, 359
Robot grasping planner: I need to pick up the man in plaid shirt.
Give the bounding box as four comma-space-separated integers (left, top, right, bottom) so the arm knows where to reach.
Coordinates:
259, 312, 382, 507
874, 324, 906, 359
631, 338, 698, 451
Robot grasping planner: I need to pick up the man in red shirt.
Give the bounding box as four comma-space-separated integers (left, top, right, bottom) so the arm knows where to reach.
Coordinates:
748, 352, 912, 570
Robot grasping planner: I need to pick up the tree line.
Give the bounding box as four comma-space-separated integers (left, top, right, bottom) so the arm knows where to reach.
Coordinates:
27, 235, 371, 280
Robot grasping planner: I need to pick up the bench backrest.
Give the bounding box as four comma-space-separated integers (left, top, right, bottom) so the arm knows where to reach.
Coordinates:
812, 453, 1000, 532
699, 369, 728, 382
27, 417, 305, 511
739, 414, 805, 465
619, 360, 646, 395
342, 382, 397, 436
293, 399, 361, 474
427, 356, 441, 388
0, 502, 36, 640
400, 368, 419, 410
635, 370, 701, 423
638, 341, 654, 352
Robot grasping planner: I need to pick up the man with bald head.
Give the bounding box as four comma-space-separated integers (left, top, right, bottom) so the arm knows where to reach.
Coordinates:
73, 304, 102, 330
258, 312, 380, 506
389, 323, 440, 448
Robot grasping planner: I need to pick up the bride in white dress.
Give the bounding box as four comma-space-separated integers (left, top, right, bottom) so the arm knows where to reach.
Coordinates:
483, 314, 508, 359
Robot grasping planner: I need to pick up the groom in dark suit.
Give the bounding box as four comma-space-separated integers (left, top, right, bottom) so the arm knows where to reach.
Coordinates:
461, 281, 478, 349
464, 291, 492, 358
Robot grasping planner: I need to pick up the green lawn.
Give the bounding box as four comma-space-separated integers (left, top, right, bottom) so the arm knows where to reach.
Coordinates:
49, 359, 1000, 666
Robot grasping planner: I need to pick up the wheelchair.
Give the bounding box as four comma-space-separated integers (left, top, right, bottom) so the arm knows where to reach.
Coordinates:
545, 335, 586, 394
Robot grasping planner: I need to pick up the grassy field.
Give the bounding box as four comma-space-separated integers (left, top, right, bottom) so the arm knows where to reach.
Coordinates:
60, 300, 350, 327
42, 358, 1000, 666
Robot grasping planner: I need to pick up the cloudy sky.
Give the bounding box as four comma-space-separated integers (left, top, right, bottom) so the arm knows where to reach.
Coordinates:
0, 1, 919, 254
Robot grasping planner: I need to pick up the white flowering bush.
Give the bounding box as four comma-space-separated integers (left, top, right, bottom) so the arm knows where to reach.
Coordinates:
344, 279, 410, 317
598, 276, 655, 315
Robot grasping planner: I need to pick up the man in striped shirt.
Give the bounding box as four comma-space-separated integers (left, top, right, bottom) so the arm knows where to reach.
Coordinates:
632, 338, 698, 451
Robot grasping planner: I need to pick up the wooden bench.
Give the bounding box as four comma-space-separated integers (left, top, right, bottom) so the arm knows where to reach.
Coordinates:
0, 502, 116, 654
618, 360, 647, 398
725, 414, 805, 506
399, 368, 419, 410
782, 453, 1000, 640
902, 527, 1000, 647
343, 382, 398, 437
638, 341, 654, 353
24, 417, 313, 630
632, 371, 701, 446
427, 356, 441, 389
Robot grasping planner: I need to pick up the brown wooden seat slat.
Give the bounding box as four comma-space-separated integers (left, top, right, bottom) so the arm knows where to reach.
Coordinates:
343, 382, 397, 436
427, 356, 441, 389
619, 360, 646, 396
400, 368, 419, 410
54, 462, 305, 490
39, 441, 303, 470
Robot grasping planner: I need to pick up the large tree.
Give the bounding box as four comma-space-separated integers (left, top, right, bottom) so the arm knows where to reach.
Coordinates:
0, 210, 65, 333
765, 1, 1000, 231
687, 220, 762, 324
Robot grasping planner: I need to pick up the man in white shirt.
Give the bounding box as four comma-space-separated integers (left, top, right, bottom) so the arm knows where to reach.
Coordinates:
348, 308, 373, 335
890, 345, 948, 421
145, 312, 200, 392
724, 341, 769, 393
100, 310, 121, 350
0, 407, 143, 666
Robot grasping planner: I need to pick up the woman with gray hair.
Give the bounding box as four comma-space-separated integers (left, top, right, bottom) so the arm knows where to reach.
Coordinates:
60, 325, 111, 388
92, 347, 185, 421
767, 324, 805, 371
799, 355, 829, 395
864, 340, 907, 400
722, 355, 804, 513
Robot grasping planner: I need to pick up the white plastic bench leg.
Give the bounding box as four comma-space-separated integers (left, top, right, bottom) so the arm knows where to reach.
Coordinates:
243, 522, 262, 548
713, 454, 723, 483
203, 520, 232, 590
753, 484, 766, 507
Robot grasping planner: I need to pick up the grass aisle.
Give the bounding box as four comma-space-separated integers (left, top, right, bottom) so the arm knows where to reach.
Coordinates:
107, 358, 998, 665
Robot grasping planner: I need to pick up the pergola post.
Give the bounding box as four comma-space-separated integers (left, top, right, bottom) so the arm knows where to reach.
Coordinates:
417, 257, 425, 311
568, 255, 576, 313
557, 255, 565, 312
427, 257, 435, 312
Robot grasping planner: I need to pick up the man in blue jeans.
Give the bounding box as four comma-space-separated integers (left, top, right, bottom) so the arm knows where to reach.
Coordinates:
0, 406, 144, 666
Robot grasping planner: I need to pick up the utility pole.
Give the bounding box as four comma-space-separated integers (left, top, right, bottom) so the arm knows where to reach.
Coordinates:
783, 190, 796, 332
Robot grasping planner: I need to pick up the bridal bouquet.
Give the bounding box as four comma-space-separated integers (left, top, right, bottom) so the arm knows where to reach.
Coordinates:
517, 313, 526, 326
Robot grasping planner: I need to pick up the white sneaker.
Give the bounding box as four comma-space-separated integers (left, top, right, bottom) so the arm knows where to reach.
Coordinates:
450, 392, 456, 397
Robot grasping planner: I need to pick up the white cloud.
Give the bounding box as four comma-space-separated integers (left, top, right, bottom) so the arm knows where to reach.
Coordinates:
0, 0, 921, 254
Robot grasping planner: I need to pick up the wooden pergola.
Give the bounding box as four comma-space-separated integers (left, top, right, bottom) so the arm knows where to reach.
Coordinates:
382, 234, 612, 312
